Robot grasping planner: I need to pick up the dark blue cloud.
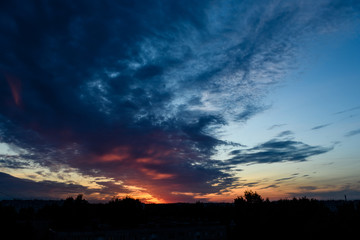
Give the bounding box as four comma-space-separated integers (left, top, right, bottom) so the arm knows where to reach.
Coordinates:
260, 184, 279, 190
276, 130, 294, 138
275, 176, 296, 182
0, 0, 358, 201
0, 171, 133, 201
0, 172, 91, 200
344, 128, 360, 137
311, 124, 332, 131
225, 139, 332, 165
298, 186, 318, 191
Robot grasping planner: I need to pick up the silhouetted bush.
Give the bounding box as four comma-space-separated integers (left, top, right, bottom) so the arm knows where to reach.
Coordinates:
106, 196, 145, 227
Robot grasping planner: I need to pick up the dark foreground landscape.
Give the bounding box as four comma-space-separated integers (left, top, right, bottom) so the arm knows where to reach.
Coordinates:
1, 191, 359, 240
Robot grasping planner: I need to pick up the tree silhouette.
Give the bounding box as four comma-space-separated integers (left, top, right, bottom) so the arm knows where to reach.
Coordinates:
107, 196, 145, 227
64, 194, 88, 207
234, 190, 264, 205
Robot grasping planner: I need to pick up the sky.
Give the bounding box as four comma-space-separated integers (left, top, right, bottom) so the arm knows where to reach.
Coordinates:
1, 0, 360, 203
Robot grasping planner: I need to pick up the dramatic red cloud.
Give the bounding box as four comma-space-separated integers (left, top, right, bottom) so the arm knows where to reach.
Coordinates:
140, 167, 175, 180
5, 74, 22, 107
100, 147, 130, 162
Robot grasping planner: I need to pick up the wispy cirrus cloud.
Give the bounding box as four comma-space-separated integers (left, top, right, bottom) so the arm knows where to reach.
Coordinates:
334, 106, 360, 115
268, 124, 287, 130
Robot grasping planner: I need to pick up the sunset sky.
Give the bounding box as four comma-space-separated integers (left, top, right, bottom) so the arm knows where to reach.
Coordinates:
1, 0, 360, 203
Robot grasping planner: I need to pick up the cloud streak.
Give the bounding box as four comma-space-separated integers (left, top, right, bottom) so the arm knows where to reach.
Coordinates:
344, 128, 360, 137
225, 139, 331, 165
311, 124, 331, 131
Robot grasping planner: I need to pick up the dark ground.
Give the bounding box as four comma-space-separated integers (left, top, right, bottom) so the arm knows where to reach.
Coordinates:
1, 193, 359, 239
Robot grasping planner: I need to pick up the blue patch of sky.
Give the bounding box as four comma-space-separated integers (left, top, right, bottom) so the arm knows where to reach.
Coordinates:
259, 30, 359, 145
219, 25, 360, 175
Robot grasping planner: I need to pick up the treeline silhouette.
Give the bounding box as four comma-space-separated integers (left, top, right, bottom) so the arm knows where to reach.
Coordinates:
0, 191, 359, 239
232, 191, 360, 238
